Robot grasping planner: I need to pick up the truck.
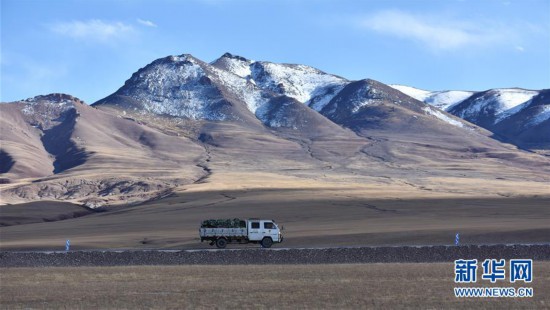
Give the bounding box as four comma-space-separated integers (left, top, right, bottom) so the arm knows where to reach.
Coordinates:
199, 218, 284, 249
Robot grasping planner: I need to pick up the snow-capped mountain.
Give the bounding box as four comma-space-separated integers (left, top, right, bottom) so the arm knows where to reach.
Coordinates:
95, 54, 271, 122
449, 88, 539, 126
320, 79, 473, 136
96, 53, 475, 134
211, 53, 348, 112
87, 52, 550, 150
93, 52, 550, 150
3, 52, 550, 207
391, 84, 549, 148
490, 90, 550, 147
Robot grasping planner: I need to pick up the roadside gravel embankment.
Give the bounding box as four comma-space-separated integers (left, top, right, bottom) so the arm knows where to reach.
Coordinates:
1, 244, 549, 267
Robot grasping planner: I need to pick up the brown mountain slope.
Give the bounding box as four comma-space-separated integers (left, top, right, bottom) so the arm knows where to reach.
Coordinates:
0, 103, 54, 179
0, 94, 205, 207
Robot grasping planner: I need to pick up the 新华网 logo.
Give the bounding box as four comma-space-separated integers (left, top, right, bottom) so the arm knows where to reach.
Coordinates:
453, 259, 534, 298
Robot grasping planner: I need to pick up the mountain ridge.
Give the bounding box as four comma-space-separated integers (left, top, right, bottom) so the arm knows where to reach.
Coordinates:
389, 84, 549, 151
2, 52, 549, 207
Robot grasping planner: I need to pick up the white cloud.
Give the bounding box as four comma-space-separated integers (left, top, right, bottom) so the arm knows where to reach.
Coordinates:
50, 19, 134, 43
515, 46, 525, 52
359, 10, 512, 51
137, 18, 157, 27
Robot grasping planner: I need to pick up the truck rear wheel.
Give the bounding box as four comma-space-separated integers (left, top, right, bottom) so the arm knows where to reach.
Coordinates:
215, 238, 227, 249
261, 237, 273, 248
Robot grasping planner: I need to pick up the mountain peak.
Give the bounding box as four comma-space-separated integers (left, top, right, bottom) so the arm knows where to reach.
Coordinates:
211, 52, 254, 78
153, 53, 200, 65
23, 93, 85, 105
14, 93, 84, 132
220, 52, 251, 63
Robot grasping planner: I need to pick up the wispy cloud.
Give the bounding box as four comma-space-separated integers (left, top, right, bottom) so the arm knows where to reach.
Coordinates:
50, 19, 135, 43
137, 18, 157, 27
359, 10, 513, 51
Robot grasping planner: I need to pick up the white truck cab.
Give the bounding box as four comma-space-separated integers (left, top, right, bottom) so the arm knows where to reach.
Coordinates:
199, 218, 283, 248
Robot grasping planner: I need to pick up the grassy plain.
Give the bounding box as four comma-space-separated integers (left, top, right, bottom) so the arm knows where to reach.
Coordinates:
1, 172, 549, 250
1, 263, 548, 309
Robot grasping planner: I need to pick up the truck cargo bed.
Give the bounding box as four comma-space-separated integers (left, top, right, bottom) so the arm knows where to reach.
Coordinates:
199, 228, 247, 238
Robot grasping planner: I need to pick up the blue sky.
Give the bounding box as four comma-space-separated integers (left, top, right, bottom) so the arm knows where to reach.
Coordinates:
2, 0, 549, 103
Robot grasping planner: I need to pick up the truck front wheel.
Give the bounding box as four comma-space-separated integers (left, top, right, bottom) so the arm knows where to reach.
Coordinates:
261, 237, 273, 248
215, 238, 227, 249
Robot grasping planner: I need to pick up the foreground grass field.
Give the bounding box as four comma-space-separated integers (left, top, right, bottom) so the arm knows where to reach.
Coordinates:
1, 263, 548, 309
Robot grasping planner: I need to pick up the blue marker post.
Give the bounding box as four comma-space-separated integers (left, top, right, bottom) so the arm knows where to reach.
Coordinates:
455, 233, 460, 246
65, 239, 71, 251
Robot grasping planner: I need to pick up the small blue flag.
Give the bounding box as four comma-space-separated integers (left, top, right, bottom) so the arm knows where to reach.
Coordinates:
455, 233, 460, 246
65, 239, 70, 251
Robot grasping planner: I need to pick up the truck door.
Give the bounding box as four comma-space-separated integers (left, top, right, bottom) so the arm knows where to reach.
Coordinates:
248, 221, 262, 241
263, 221, 279, 241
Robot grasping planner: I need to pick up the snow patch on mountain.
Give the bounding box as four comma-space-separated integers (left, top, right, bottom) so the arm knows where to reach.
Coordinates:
529, 105, 550, 126
255, 103, 296, 129
251, 62, 347, 109
425, 91, 474, 110
390, 85, 473, 110
351, 99, 377, 113
21, 98, 74, 116
308, 84, 347, 112
422, 106, 465, 128
494, 89, 538, 111
324, 83, 362, 116
223, 59, 252, 78
456, 89, 538, 124
211, 53, 254, 78
390, 85, 432, 102
208, 64, 269, 114
18, 95, 80, 131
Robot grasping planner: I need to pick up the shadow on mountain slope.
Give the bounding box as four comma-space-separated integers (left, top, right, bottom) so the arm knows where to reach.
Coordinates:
0, 149, 15, 174
40, 108, 90, 174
